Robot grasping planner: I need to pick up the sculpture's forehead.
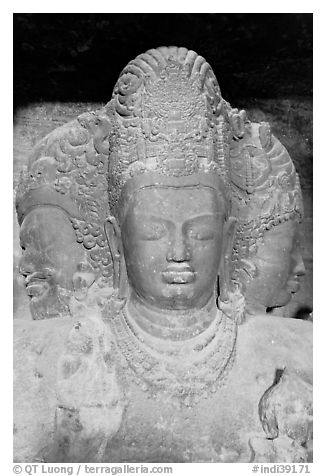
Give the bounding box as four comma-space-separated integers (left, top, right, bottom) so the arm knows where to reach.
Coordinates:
130, 186, 224, 220
20, 207, 74, 246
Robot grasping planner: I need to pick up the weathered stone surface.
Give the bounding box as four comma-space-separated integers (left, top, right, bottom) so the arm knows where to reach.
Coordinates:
243, 99, 312, 319
14, 313, 124, 463
244, 99, 312, 191
14, 313, 312, 462
14, 102, 115, 320
13, 46, 312, 463
14, 98, 312, 320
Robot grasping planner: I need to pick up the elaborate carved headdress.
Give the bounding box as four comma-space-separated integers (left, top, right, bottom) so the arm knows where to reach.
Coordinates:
106, 46, 248, 218
16, 46, 250, 291
229, 121, 303, 285
15, 110, 114, 283
103, 46, 249, 324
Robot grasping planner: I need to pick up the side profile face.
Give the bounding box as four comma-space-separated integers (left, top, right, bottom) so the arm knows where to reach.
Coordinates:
244, 219, 305, 310
121, 185, 226, 311
19, 207, 86, 319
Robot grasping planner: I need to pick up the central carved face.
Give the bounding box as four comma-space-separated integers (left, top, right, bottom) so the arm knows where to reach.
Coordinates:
121, 185, 226, 311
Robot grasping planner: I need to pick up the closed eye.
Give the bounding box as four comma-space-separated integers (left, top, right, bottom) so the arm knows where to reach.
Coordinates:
184, 214, 221, 241
186, 216, 219, 241
188, 227, 216, 240
137, 222, 167, 241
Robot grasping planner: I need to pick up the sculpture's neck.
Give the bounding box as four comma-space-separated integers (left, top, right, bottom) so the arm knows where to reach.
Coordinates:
108, 291, 237, 404
127, 292, 217, 341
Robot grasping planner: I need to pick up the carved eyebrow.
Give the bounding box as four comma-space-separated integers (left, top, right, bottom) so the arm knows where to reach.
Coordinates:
134, 213, 222, 226
183, 213, 223, 225
134, 213, 173, 226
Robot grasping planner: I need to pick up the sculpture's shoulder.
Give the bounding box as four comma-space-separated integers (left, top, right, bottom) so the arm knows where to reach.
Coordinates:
14, 317, 82, 422
14, 318, 74, 462
14, 314, 123, 463
14, 312, 118, 383
237, 316, 312, 376
243, 313, 312, 338
14, 317, 73, 369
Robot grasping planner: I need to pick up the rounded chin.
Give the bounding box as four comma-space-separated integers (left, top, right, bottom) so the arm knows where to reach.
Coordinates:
267, 292, 292, 309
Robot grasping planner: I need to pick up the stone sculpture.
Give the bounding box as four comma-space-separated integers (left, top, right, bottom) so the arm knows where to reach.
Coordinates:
229, 121, 305, 315
14, 46, 312, 463
15, 111, 114, 319
17, 205, 85, 319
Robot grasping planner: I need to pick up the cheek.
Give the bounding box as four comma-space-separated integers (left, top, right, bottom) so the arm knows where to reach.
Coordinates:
125, 240, 167, 277
191, 239, 222, 272
48, 249, 68, 271
48, 246, 82, 286
28, 248, 56, 271
255, 257, 291, 293
50, 266, 69, 289
256, 240, 292, 275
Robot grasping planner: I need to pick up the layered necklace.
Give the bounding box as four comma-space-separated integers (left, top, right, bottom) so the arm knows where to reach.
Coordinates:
108, 297, 237, 407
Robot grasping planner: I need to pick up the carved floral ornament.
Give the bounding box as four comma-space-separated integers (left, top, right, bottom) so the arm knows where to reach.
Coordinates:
13, 46, 312, 464
229, 121, 304, 288
91, 48, 255, 404
15, 46, 253, 257
107, 46, 250, 216
230, 122, 302, 220
16, 111, 114, 284
15, 46, 303, 318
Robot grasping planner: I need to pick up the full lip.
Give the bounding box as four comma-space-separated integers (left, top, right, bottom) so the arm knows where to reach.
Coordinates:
161, 264, 196, 284
25, 273, 50, 298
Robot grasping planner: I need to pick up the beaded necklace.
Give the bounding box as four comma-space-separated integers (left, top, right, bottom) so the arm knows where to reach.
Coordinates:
109, 301, 237, 407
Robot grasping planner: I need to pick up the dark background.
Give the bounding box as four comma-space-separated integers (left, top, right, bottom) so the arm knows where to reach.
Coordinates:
14, 13, 312, 109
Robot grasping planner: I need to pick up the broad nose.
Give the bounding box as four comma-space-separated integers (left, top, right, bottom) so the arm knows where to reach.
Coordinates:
166, 231, 190, 263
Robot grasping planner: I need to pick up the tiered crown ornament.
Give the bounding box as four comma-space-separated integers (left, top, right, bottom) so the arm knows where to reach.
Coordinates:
101, 48, 248, 407
103, 46, 250, 324
15, 110, 114, 283
229, 121, 304, 285
106, 46, 248, 217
